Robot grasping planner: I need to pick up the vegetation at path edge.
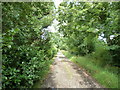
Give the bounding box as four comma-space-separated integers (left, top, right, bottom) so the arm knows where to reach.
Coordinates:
63, 51, 119, 88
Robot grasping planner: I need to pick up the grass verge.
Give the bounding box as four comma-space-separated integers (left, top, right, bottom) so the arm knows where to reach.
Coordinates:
62, 51, 119, 88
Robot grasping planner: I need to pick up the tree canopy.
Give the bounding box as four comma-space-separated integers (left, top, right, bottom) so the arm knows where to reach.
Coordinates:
57, 2, 120, 66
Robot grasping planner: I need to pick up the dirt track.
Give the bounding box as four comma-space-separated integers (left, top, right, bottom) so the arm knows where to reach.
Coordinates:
42, 51, 102, 88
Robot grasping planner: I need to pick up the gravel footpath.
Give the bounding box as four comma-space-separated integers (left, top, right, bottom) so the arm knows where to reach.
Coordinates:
42, 51, 103, 88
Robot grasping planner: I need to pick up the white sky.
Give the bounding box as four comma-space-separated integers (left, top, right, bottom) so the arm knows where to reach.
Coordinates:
53, 0, 63, 8
47, 0, 62, 33
47, 19, 59, 32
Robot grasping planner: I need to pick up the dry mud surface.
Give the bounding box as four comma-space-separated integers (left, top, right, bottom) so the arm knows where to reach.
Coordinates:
42, 51, 102, 88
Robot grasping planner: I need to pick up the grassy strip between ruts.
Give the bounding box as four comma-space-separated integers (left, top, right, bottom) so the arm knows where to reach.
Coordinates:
62, 50, 119, 88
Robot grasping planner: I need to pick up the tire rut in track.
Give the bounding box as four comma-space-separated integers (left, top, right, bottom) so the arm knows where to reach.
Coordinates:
42, 51, 102, 88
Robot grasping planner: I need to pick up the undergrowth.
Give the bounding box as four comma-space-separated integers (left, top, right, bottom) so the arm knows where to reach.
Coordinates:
62, 51, 119, 88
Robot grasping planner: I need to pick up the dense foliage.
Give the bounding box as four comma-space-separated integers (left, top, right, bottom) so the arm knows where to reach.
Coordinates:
2, 1, 120, 88
2, 2, 57, 88
57, 2, 120, 67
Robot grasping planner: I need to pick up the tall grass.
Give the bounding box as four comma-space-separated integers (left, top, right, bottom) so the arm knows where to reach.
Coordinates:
62, 51, 119, 88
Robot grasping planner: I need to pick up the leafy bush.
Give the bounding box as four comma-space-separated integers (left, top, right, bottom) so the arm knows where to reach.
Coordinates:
2, 2, 57, 88
58, 2, 119, 67
92, 40, 112, 66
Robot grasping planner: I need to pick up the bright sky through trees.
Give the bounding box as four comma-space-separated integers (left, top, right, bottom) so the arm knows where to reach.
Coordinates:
47, 0, 62, 33
53, 0, 63, 8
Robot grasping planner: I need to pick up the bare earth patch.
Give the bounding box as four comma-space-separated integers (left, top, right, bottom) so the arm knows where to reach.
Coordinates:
42, 51, 102, 88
